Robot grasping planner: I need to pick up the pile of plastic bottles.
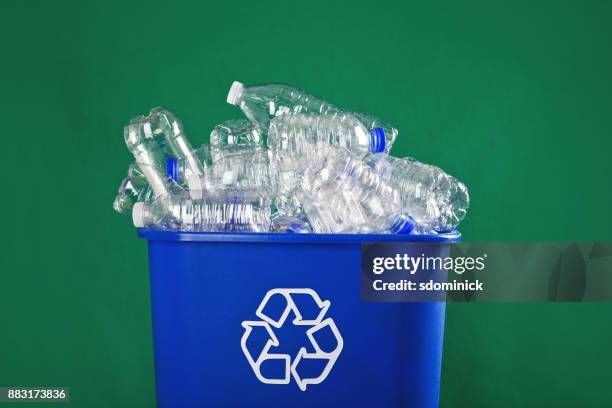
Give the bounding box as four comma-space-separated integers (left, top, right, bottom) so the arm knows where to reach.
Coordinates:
113, 81, 469, 234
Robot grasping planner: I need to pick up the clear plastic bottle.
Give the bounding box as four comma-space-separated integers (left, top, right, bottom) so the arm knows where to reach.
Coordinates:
124, 113, 173, 200
208, 149, 277, 195
132, 190, 271, 232
124, 107, 206, 199
375, 156, 469, 232
363, 152, 387, 168
272, 193, 303, 218
270, 214, 312, 233
113, 176, 153, 215
115, 143, 211, 216
298, 192, 363, 234
301, 147, 415, 234
226, 81, 396, 152
351, 112, 398, 150
128, 145, 212, 191
268, 113, 386, 172
209, 119, 263, 162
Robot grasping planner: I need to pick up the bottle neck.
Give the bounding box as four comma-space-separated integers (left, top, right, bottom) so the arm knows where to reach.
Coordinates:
390, 214, 416, 234
227, 81, 245, 105
369, 128, 386, 153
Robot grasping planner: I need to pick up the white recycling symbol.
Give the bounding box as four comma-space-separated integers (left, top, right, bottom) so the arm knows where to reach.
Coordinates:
240, 288, 343, 391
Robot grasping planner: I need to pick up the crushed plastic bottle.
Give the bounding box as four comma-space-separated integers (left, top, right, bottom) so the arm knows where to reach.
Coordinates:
268, 113, 386, 172
164, 145, 211, 186
115, 144, 211, 215
127, 145, 212, 189
132, 190, 271, 232
272, 193, 303, 218
270, 214, 312, 233
300, 147, 415, 234
209, 119, 264, 162
113, 176, 152, 215
124, 114, 173, 199
267, 112, 386, 217
208, 149, 277, 195
226, 81, 397, 152
115, 82, 470, 234
124, 107, 206, 199
375, 156, 469, 232
298, 192, 362, 234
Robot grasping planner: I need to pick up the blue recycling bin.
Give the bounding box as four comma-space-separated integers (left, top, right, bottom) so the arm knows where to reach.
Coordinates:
139, 230, 460, 408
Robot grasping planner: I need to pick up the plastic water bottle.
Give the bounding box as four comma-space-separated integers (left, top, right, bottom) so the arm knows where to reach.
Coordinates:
134, 146, 277, 196
272, 194, 303, 218
116, 144, 211, 216
375, 156, 469, 231
301, 147, 415, 234
363, 152, 387, 167
124, 107, 206, 199
268, 113, 386, 172
209, 119, 263, 162
113, 176, 152, 215
132, 191, 271, 232
297, 192, 362, 234
149, 107, 206, 196
298, 191, 395, 234
226, 81, 397, 152
351, 112, 398, 150
124, 113, 173, 200
270, 215, 312, 233
128, 145, 212, 189
208, 149, 277, 195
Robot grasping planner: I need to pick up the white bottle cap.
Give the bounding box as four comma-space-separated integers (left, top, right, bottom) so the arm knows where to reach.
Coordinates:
132, 202, 147, 228
227, 81, 245, 105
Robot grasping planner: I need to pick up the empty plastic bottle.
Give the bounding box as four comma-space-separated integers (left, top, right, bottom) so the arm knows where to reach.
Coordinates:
226, 81, 397, 152
115, 143, 211, 216
128, 145, 212, 190
270, 215, 312, 233
209, 119, 263, 162
150, 107, 206, 196
113, 176, 153, 215
301, 147, 415, 234
363, 152, 387, 168
115, 84, 471, 235
269, 139, 303, 218
124, 114, 172, 200
208, 149, 277, 195
272, 193, 303, 218
410, 224, 439, 235
273, 164, 299, 189
124, 107, 206, 199
268, 113, 386, 172
375, 156, 469, 232
132, 191, 271, 232
298, 192, 362, 234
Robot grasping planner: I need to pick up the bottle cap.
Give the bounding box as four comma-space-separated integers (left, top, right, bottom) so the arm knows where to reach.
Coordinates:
227, 81, 245, 105
132, 202, 148, 228
369, 128, 386, 153
435, 227, 455, 233
390, 214, 416, 234
166, 157, 179, 182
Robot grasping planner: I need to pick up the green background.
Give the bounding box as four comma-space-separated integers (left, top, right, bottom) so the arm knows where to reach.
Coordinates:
1, 0, 611, 406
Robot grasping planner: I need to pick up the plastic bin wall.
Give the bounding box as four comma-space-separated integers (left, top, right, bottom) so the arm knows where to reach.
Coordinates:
139, 230, 460, 408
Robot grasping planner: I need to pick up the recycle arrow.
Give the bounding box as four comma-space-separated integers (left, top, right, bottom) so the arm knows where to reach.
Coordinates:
241, 288, 343, 390
290, 317, 344, 391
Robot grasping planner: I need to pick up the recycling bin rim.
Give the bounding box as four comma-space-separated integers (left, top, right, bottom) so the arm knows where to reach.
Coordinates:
138, 229, 461, 244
